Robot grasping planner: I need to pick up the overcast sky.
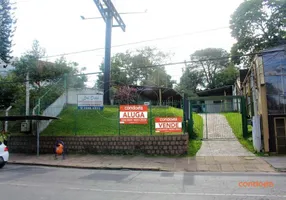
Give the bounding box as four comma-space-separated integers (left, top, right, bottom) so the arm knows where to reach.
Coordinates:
12, 0, 243, 86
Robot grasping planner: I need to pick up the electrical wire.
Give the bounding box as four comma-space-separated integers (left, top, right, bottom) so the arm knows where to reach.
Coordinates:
2, 49, 284, 84
42, 26, 229, 58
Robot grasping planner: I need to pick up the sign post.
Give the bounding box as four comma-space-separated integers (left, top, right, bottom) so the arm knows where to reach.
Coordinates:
77, 94, 104, 110
155, 117, 182, 133
119, 105, 148, 124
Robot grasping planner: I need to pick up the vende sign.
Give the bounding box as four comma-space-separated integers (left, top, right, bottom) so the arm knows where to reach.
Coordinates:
155, 117, 182, 133
120, 105, 148, 124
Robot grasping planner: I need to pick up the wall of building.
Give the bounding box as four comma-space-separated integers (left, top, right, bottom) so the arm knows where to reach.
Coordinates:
205, 100, 233, 113
8, 135, 188, 156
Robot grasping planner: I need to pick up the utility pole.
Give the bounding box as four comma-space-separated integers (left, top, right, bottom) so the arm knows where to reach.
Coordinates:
104, 9, 112, 105
93, 0, 126, 105
26, 72, 30, 116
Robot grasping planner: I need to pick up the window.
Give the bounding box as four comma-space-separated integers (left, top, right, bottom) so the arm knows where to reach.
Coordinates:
274, 117, 286, 154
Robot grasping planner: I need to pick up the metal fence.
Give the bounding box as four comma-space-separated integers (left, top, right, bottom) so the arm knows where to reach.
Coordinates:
189, 96, 248, 140
1, 71, 186, 136
40, 101, 184, 136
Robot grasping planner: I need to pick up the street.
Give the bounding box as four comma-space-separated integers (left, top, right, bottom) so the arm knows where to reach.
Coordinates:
0, 164, 285, 200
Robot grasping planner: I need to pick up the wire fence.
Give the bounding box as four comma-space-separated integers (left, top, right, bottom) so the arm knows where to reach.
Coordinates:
1, 72, 185, 136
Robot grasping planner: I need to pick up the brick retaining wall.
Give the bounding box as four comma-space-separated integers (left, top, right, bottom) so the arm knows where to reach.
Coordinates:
8, 135, 188, 155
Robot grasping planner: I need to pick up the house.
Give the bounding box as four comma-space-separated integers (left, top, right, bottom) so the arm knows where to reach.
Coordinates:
194, 85, 237, 113
241, 45, 286, 154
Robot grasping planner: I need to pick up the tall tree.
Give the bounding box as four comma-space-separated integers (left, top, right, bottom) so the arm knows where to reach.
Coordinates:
142, 67, 176, 88
210, 64, 239, 89
0, 0, 16, 63
12, 41, 87, 111
177, 67, 204, 97
188, 48, 229, 89
230, 0, 286, 65
14, 40, 87, 88
0, 73, 24, 109
96, 47, 175, 89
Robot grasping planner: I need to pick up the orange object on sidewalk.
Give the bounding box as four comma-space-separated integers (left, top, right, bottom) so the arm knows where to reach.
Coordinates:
56, 144, 63, 155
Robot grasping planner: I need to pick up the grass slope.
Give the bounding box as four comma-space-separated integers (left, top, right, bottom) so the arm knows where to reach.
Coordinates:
42, 105, 183, 136
223, 113, 256, 154
188, 114, 203, 156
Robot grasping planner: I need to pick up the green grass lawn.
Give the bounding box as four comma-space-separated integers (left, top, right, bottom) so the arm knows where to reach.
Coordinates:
41, 105, 183, 136
223, 113, 256, 154
188, 113, 203, 156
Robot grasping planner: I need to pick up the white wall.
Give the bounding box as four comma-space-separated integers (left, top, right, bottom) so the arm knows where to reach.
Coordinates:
36, 93, 67, 133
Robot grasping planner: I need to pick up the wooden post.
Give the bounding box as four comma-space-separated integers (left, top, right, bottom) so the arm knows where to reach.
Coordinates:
261, 85, 269, 152
159, 88, 162, 106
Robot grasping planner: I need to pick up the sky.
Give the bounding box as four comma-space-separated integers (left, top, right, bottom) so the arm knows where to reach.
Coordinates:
12, 0, 243, 87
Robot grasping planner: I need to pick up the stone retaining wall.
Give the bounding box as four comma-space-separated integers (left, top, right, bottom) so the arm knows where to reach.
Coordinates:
8, 135, 188, 155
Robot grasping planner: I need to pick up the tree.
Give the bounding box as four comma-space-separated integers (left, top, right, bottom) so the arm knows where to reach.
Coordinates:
177, 68, 203, 97
188, 48, 229, 89
0, 73, 24, 109
210, 64, 239, 88
230, 0, 286, 65
12, 41, 87, 112
14, 40, 87, 88
96, 47, 175, 89
0, 0, 16, 63
142, 67, 176, 88
114, 86, 138, 104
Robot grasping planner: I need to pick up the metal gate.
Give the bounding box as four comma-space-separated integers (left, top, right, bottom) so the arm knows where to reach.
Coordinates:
188, 96, 247, 140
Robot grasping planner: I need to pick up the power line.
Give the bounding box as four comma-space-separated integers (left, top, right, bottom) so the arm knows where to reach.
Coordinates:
139, 49, 286, 69
3, 49, 283, 84
0, 72, 102, 84
43, 26, 229, 58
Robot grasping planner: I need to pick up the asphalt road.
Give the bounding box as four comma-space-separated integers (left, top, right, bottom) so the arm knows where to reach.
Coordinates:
0, 164, 286, 200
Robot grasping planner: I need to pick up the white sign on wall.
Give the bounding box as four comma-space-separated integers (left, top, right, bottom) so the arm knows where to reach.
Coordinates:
77, 94, 104, 110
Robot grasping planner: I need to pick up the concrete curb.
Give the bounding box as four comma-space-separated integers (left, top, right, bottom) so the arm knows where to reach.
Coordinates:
8, 161, 166, 172
273, 168, 286, 172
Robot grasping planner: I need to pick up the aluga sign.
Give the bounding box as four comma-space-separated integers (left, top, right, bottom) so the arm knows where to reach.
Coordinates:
120, 105, 148, 124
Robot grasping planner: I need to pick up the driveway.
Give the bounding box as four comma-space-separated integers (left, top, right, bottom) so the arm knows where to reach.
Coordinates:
197, 114, 254, 156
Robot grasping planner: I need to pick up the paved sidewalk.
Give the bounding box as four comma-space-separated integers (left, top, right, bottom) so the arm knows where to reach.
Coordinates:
197, 114, 254, 157
263, 156, 286, 172
8, 153, 275, 172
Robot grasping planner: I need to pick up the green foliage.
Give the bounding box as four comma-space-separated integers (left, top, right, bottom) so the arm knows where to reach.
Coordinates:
177, 67, 203, 97
13, 41, 87, 88
192, 113, 203, 139
180, 48, 230, 91
2, 41, 87, 112
0, 0, 16, 63
209, 64, 239, 89
96, 47, 175, 89
223, 113, 256, 153
0, 73, 24, 109
41, 105, 183, 136
188, 113, 203, 156
230, 0, 286, 65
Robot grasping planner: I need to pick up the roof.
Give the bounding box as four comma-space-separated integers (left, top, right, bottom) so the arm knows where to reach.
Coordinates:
0, 115, 59, 121
196, 85, 233, 97
261, 45, 286, 54
130, 85, 182, 100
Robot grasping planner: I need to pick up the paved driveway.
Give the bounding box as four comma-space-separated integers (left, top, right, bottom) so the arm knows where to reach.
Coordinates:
197, 114, 254, 156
